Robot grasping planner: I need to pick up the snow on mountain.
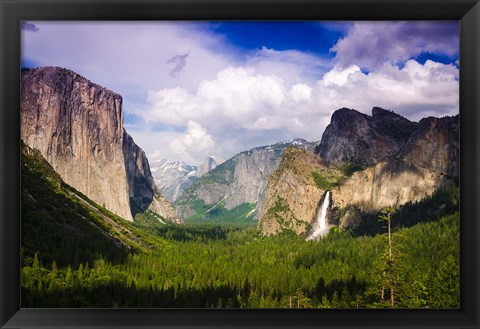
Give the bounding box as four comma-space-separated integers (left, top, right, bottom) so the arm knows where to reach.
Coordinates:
151, 155, 224, 203
150, 159, 198, 203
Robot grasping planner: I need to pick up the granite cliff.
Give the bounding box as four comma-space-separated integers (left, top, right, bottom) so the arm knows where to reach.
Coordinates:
258, 107, 458, 236
195, 156, 224, 178
174, 139, 313, 223
332, 114, 459, 215
21, 67, 179, 223
316, 107, 418, 166
258, 147, 343, 236
123, 132, 180, 222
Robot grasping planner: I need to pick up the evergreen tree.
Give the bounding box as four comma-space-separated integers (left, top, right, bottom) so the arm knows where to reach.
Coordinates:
430, 255, 459, 308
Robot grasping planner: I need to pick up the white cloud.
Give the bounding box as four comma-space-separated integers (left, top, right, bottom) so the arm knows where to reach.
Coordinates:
137, 59, 458, 164
136, 66, 318, 163
197, 66, 287, 118
144, 87, 200, 126
169, 121, 216, 164
313, 60, 458, 120
289, 84, 312, 103
126, 121, 215, 165
248, 116, 305, 131
23, 21, 459, 165
21, 22, 235, 110
322, 65, 362, 86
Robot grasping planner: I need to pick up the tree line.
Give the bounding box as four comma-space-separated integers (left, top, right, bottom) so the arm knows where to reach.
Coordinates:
20, 143, 460, 308
22, 213, 459, 308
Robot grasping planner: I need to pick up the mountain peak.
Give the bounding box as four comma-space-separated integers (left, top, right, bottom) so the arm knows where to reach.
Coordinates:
22, 66, 117, 97
317, 107, 417, 166
150, 159, 198, 203
21, 67, 179, 223
196, 155, 225, 178
288, 138, 309, 145
331, 107, 367, 121
372, 106, 395, 117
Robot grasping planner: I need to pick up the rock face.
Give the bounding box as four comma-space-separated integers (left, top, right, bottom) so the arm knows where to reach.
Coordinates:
332, 115, 459, 215
316, 107, 417, 166
196, 156, 224, 178
123, 132, 180, 223
224, 148, 280, 210
337, 206, 362, 231
400, 115, 459, 177
258, 147, 344, 236
258, 108, 458, 236
21, 67, 178, 223
174, 139, 313, 221
332, 160, 449, 214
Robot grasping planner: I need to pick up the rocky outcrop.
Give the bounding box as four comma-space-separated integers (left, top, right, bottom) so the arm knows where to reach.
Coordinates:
123, 132, 180, 223
332, 159, 450, 214
259, 109, 458, 236
258, 147, 343, 236
316, 107, 417, 166
174, 139, 313, 221
400, 115, 459, 177
337, 206, 362, 231
332, 115, 459, 216
21, 67, 178, 223
21, 67, 132, 220
224, 148, 282, 210
195, 156, 224, 178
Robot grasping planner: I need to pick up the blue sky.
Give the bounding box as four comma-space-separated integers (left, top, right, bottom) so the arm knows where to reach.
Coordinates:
22, 21, 459, 165
207, 22, 345, 56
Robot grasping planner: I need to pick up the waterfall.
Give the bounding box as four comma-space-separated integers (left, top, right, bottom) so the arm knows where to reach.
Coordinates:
307, 191, 331, 240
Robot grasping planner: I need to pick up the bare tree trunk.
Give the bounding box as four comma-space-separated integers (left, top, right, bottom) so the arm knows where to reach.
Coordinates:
388, 219, 392, 259
387, 213, 394, 306
380, 208, 397, 307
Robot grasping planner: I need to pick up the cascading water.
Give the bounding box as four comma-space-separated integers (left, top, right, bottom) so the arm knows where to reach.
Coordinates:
306, 191, 331, 240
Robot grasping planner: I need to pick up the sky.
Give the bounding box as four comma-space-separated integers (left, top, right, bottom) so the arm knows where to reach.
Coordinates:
21, 21, 459, 165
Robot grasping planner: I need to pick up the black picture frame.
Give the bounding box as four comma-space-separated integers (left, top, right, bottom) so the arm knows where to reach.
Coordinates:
1, 0, 479, 328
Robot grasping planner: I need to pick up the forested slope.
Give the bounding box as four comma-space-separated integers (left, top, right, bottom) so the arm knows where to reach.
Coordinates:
21, 142, 459, 308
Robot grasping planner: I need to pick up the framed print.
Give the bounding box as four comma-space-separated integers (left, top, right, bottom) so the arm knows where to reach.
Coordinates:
1, 0, 479, 328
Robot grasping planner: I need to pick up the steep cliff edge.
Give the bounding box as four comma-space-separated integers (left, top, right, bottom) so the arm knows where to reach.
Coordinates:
259, 108, 458, 236
21, 67, 178, 223
332, 115, 459, 215
174, 139, 312, 223
258, 147, 344, 235
400, 115, 459, 177
316, 107, 417, 166
332, 159, 449, 214
123, 131, 181, 223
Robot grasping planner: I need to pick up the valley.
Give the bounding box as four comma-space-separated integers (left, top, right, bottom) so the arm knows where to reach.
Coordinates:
20, 67, 460, 308
21, 142, 459, 308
